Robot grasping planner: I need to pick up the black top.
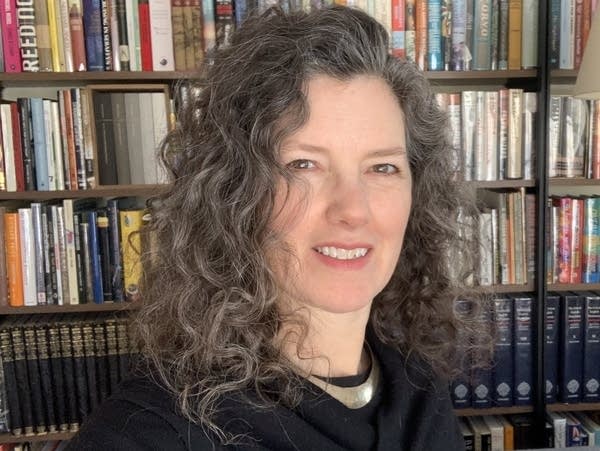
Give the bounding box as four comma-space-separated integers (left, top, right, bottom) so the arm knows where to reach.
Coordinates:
67, 335, 465, 450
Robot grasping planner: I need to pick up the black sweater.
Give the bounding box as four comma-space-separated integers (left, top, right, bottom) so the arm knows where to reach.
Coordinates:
67, 336, 465, 450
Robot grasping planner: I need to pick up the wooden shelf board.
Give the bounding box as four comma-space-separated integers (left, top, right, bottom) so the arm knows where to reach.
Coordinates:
469, 179, 536, 189
0, 185, 168, 200
475, 282, 535, 294
0, 302, 138, 315
0, 431, 75, 444
426, 69, 537, 80
547, 403, 600, 412
548, 283, 600, 292
0, 71, 195, 87
549, 178, 600, 186
455, 406, 534, 417
550, 69, 578, 83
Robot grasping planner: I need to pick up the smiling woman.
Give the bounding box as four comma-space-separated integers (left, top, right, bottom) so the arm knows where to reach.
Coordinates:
67, 5, 484, 451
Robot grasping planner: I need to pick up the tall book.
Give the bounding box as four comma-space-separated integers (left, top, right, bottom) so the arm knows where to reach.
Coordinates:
545, 293, 561, 403
582, 291, 600, 402
0, 0, 22, 71
560, 292, 584, 403
119, 209, 143, 302
507, 0, 521, 69
513, 293, 533, 405
492, 295, 513, 407
148, 0, 174, 70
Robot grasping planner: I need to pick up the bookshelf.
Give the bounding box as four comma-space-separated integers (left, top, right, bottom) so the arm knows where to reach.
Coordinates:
0, 0, 599, 449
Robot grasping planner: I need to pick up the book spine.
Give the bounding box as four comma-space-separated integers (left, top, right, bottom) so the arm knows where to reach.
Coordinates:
498, 0, 509, 69
70, 88, 87, 189
498, 88, 509, 179
464, 0, 473, 70
492, 295, 514, 407
557, 196, 573, 283
79, 219, 93, 302
18, 208, 37, 306
451, 0, 467, 70
50, 205, 63, 305
507, 0, 521, 69
522, 92, 537, 181
36, 0, 54, 71
106, 200, 124, 301
545, 294, 560, 403
561, 293, 584, 402
104, 318, 120, 394
70, 321, 89, 421
62, 200, 80, 304
85, 211, 104, 303
115, 0, 129, 69
472, 306, 493, 408
30, 98, 48, 191
392, 0, 406, 58
574, 0, 584, 68
548, 96, 562, 178
58, 320, 79, 430
592, 100, 600, 179
427, 0, 442, 70
560, 0, 575, 69
0, 0, 23, 71
47, 321, 68, 431
138, 0, 152, 70
201, 0, 215, 53
124, 0, 140, 70
82, 320, 98, 412
115, 317, 130, 380
42, 99, 56, 191
405, 0, 416, 63
513, 294, 534, 405
34, 320, 57, 432
484, 91, 499, 181
58, 0, 73, 72
17, 98, 36, 190
73, 213, 87, 302
56, 206, 70, 304
507, 89, 523, 179
414, 0, 427, 70
99, 0, 112, 70
549, 0, 561, 67
461, 91, 476, 181
0, 208, 6, 307
97, 215, 112, 301
0, 325, 22, 435
0, 104, 16, 192
17, 0, 40, 71
11, 325, 34, 435
79, 89, 96, 188
570, 198, 584, 283
148, 0, 174, 70
583, 293, 600, 402
82, 0, 104, 70
40, 206, 54, 303
489, 0, 499, 70
69, 0, 87, 70
30, 203, 47, 305
473, 91, 486, 180
189, 0, 202, 67
171, 0, 184, 69
472, 0, 492, 70
93, 319, 110, 402
521, 0, 538, 68
23, 323, 46, 433
50, 101, 65, 191
120, 209, 143, 302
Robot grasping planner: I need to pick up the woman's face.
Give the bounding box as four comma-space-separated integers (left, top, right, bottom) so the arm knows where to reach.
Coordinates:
270, 75, 412, 315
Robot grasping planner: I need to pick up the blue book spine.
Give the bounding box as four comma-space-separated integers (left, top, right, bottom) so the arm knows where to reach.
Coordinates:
582, 197, 599, 283
492, 295, 513, 406
513, 293, 534, 405
545, 293, 561, 403
233, 0, 246, 27
560, 292, 584, 402
583, 292, 600, 402
472, 0, 492, 70
82, 0, 105, 71
451, 0, 467, 70
29, 98, 49, 191
549, 0, 561, 67
472, 304, 493, 408
106, 200, 124, 302
86, 211, 104, 303
451, 299, 472, 408
427, 0, 443, 70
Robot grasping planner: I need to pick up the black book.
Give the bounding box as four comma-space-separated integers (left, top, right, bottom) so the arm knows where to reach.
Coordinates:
10, 320, 34, 436
512, 293, 534, 406
582, 291, 600, 402
22, 321, 46, 433
73, 213, 87, 303
92, 92, 118, 185
93, 315, 110, 403
545, 293, 561, 403
58, 317, 79, 431
509, 414, 534, 449
492, 294, 513, 407
33, 316, 57, 433
70, 317, 89, 421
41, 205, 54, 304
97, 213, 112, 302
0, 319, 22, 435
560, 292, 584, 403
104, 318, 120, 395
45, 205, 60, 305
47, 315, 68, 432
16, 98, 37, 190
82, 318, 99, 413
106, 199, 124, 302
115, 316, 130, 381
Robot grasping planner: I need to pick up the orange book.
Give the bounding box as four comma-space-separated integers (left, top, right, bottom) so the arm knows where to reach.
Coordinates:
4, 212, 24, 307
60, 90, 79, 190
508, 0, 522, 70
414, 0, 427, 70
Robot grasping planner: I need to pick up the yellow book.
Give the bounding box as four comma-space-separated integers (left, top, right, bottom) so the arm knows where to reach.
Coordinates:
119, 209, 144, 302
46, 0, 61, 70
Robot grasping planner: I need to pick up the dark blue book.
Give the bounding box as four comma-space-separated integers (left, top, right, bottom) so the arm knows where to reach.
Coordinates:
492, 295, 513, 406
106, 199, 125, 302
545, 293, 561, 403
471, 302, 493, 408
82, 0, 104, 71
560, 292, 584, 403
84, 211, 104, 303
451, 299, 472, 408
513, 293, 534, 405
582, 292, 600, 402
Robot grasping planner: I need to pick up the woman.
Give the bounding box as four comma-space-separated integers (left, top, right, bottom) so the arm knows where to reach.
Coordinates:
69, 5, 480, 450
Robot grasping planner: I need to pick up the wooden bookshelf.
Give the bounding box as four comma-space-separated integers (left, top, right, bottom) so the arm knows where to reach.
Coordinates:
469, 179, 536, 189
546, 403, 600, 413
0, 302, 138, 315
549, 69, 578, 83
549, 178, 600, 186
475, 282, 536, 294
0, 185, 168, 201
455, 406, 534, 417
0, 431, 75, 444
547, 283, 600, 292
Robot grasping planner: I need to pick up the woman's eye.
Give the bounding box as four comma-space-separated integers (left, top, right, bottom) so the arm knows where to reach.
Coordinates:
287, 159, 316, 170
372, 163, 399, 174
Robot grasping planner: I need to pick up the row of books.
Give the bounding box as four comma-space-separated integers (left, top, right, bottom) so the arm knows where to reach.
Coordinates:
0, 87, 171, 193
474, 189, 535, 287
0, 443, 67, 451
546, 196, 600, 285
548, 96, 600, 180
549, 0, 599, 70
452, 294, 535, 410
0, 314, 136, 436
0, 198, 146, 307
460, 412, 600, 450
436, 89, 536, 182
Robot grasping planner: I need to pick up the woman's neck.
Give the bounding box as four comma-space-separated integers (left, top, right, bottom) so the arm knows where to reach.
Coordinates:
277, 303, 371, 378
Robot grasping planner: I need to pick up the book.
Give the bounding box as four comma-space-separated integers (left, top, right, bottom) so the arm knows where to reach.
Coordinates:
491, 295, 513, 407
148, 0, 174, 70
560, 292, 584, 403
544, 293, 560, 403
582, 291, 600, 402
119, 209, 143, 302
512, 293, 533, 405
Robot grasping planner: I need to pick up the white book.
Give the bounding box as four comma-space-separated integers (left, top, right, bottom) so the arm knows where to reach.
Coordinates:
139, 93, 158, 184
51, 205, 64, 305
461, 91, 477, 181
507, 89, 523, 179
0, 104, 17, 192
484, 91, 499, 181
481, 415, 504, 451
62, 199, 80, 304
80, 89, 96, 188
51, 101, 65, 191
30, 203, 47, 305
56, 206, 70, 304
149, 0, 175, 71
110, 0, 121, 71
57, 0, 73, 72
559, 0, 575, 69
522, 92, 537, 180
151, 92, 169, 183
18, 208, 38, 306
547, 411, 567, 448
125, 0, 141, 70
521, 0, 538, 69
473, 91, 486, 181
478, 211, 494, 286
43, 100, 57, 191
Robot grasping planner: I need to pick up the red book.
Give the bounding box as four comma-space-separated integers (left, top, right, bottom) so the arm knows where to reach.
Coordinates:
139, 0, 153, 71
9, 103, 25, 192
574, 0, 585, 69
414, 0, 427, 70
592, 100, 600, 179
0, 0, 22, 72
392, 0, 406, 58
555, 196, 573, 284
570, 197, 584, 283
70, 2, 88, 71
